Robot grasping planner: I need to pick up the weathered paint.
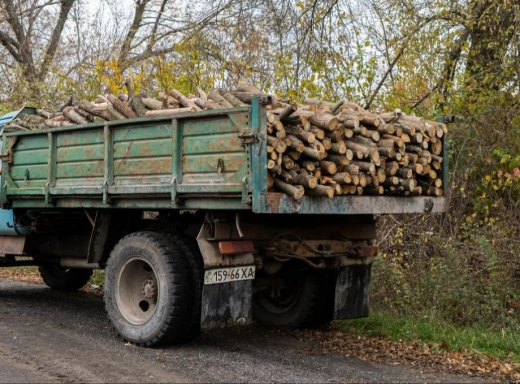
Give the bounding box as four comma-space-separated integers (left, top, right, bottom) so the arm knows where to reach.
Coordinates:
1, 108, 253, 209
260, 193, 449, 215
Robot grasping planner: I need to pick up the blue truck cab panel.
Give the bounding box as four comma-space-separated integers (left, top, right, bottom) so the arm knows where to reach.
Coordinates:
0, 107, 36, 235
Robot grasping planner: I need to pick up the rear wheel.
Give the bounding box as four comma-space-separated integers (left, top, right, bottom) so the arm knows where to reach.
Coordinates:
165, 233, 204, 341
253, 269, 329, 329
38, 264, 93, 291
104, 232, 192, 347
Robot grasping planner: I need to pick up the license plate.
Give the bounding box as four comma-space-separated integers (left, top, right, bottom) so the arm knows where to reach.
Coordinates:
204, 266, 255, 285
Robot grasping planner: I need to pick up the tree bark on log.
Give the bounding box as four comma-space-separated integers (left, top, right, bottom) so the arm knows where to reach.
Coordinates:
63, 107, 88, 125
107, 95, 137, 118
170, 89, 202, 111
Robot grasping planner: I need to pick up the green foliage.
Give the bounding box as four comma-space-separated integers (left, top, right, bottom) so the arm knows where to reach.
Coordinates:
373, 217, 520, 333
342, 311, 520, 362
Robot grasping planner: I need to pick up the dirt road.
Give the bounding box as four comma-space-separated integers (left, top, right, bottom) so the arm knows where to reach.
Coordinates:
0, 278, 482, 383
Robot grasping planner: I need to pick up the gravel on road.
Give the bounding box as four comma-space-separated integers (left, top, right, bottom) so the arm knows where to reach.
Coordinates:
0, 278, 485, 383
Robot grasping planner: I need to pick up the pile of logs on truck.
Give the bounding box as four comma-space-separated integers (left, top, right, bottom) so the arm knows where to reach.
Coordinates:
5, 82, 446, 200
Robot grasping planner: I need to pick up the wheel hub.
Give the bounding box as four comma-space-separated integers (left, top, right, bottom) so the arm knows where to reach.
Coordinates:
116, 257, 160, 325
141, 279, 157, 300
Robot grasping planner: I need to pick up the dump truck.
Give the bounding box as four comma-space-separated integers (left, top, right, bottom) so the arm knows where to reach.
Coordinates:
0, 99, 448, 346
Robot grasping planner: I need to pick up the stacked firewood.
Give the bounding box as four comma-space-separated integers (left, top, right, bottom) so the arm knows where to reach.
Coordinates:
264, 98, 446, 199
4, 82, 445, 199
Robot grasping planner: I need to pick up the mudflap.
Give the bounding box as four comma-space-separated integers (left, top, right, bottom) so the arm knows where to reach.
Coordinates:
333, 264, 372, 320
201, 280, 253, 329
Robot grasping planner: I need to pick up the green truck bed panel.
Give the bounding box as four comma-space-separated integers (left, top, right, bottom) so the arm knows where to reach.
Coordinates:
1, 100, 448, 214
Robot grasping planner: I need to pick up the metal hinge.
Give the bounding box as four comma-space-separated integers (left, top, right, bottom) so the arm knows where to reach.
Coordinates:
238, 129, 259, 146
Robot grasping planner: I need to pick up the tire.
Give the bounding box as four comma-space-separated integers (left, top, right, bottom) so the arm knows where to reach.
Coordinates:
104, 232, 192, 347
253, 269, 329, 329
38, 264, 93, 291
165, 233, 204, 341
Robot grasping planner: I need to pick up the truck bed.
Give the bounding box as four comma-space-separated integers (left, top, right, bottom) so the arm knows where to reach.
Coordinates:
1, 101, 448, 214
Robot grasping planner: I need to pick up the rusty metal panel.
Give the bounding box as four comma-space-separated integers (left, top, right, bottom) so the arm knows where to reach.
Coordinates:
256, 193, 449, 215
0, 236, 26, 255
180, 112, 249, 194
2, 109, 252, 209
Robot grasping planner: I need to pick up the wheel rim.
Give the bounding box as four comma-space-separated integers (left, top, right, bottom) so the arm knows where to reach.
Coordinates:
115, 257, 159, 325
257, 275, 301, 315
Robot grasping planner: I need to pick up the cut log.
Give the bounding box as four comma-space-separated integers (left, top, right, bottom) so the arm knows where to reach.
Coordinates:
278, 103, 298, 124
343, 164, 360, 175
274, 179, 304, 199
350, 160, 375, 174
305, 185, 334, 198
286, 135, 306, 152
364, 186, 384, 195
63, 107, 88, 125
345, 141, 370, 158
382, 134, 404, 148
320, 161, 337, 175
332, 172, 352, 185
285, 126, 315, 143
267, 136, 287, 154
292, 110, 339, 131
287, 150, 301, 161
327, 154, 350, 166
145, 108, 194, 117
221, 92, 247, 107
107, 95, 137, 118
291, 170, 318, 189
282, 156, 295, 170
311, 127, 325, 140
170, 89, 203, 111
194, 98, 223, 110
301, 147, 327, 160
107, 105, 125, 120
378, 147, 395, 157
141, 97, 163, 110
44, 120, 75, 128
78, 100, 111, 121
129, 95, 148, 117
396, 167, 413, 179
279, 170, 294, 184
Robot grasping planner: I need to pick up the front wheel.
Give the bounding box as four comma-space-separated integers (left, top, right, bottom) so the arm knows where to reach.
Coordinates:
104, 232, 192, 347
253, 269, 329, 329
38, 264, 93, 291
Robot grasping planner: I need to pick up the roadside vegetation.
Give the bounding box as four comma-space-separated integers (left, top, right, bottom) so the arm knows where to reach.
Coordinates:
0, 0, 519, 374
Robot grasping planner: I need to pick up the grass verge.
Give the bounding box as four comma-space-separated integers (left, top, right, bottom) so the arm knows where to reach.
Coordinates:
341, 311, 520, 363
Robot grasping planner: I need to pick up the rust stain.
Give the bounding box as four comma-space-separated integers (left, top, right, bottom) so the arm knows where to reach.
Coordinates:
266, 192, 282, 213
